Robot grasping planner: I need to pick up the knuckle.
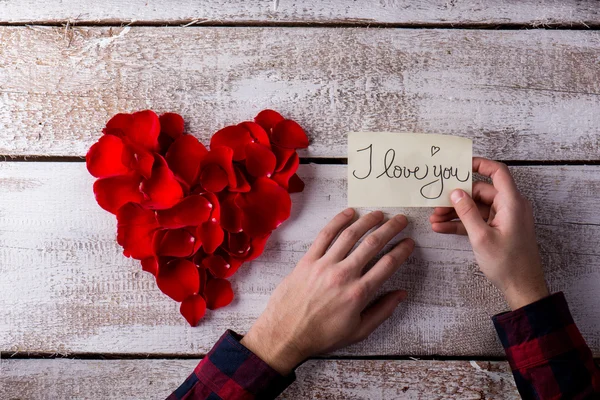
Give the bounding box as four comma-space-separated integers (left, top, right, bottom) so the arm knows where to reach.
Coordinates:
328, 269, 349, 287
380, 253, 398, 270
459, 201, 477, 215
340, 228, 359, 243
364, 234, 381, 248
317, 228, 335, 243
348, 283, 368, 303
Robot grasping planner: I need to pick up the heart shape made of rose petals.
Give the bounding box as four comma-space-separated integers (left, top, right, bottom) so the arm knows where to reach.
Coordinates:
86, 109, 308, 326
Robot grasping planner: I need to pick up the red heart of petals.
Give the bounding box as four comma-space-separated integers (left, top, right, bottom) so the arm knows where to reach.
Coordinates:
88, 110, 306, 326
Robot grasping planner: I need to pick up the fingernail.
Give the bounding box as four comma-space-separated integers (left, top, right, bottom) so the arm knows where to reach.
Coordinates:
451, 190, 464, 204
372, 210, 384, 219
394, 214, 406, 223
343, 208, 354, 216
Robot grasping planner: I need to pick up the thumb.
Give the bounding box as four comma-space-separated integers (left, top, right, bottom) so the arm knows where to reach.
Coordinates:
355, 290, 406, 342
450, 189, 488, 238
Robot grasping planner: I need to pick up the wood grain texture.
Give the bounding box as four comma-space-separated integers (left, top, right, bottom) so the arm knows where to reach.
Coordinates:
1, 27, 600, 160
0, 359, 518, 399
0, 0, 598, 26
1, 163, 599, 357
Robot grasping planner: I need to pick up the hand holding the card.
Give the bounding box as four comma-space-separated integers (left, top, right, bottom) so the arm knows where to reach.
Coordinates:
430, 157, 549, 310
241, 209, 414, 375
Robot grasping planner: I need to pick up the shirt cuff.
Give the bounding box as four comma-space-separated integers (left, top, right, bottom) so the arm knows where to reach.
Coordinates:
492, 292, 587, 370
195, 330, 296, 399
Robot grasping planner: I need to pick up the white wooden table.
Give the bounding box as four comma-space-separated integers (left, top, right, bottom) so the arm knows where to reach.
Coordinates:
1, 2, 599, 399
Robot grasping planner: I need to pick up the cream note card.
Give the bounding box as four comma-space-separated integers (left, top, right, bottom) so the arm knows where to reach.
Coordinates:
348, 132, 472, 207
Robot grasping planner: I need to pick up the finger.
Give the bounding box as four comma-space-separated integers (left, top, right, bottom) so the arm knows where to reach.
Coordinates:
432, 207, 454, 216
306, 208, 356, 260
326, 211, 384, 261
473, 157, 519, 195
429, 203, 490, 223
362, 238, 414, 298
431, 220, 467, 235
473, 181, 497, 205
354, 290, 407, 343
450, 189, 489, 238
347, 214, 409, 268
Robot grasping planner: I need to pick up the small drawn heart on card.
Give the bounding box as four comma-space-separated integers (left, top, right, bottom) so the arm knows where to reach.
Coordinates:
431, 146, 441, 157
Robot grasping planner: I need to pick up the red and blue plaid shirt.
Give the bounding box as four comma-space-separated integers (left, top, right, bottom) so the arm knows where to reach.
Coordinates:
168, 292, 600, 399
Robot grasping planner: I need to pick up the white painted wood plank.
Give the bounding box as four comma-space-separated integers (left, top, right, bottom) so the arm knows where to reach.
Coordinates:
1, 27, 599, 159
0, 0, 598, 26
0, 359, 519, 399
0, 163, 599, 356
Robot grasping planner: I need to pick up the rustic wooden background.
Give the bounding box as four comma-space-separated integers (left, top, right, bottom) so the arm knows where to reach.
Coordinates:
1, 1, 599, 399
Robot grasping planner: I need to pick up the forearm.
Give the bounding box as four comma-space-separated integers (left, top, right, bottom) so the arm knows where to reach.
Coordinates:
493, 292, 600, 399
167, 330, 295, 400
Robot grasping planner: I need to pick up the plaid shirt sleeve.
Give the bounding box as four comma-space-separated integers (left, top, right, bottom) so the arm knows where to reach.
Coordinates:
493, 292, 600, 399
167, 330, 295, 400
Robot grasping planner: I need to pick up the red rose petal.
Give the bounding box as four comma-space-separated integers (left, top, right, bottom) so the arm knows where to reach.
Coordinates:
240, 121, 270, 148
131, 147, 156, 179
202, 255, 232, 279
288, 173, 305, 193
86, 135, 130, 178
272, 119, 309, 149
198, 164, 228, 192
224, 231, 251, 258
271, 152, 299, 190
210, 125, 252, 161
165, 135, 208, 187
200, 191, 221, 219
141, 257, 159, 276
198, 147, 236, 191
245, 142, 276, 178
198, 218, 224, 254
107, 110, 161, 152
156, 259, 200, 302
205, 278, 234, 310
246, 234, 271, 262
230, 166, 251, 193
153, 228, 199, 258
159, 113, 185, 140
94, 174, 143, 214
254, 109, 284, 135
156, 195, 212, 229
235, 177, 292, 237
220, 193, 243, 233
141, 155, 184, 210
180, 295, 207, 327
271, 145, 296, 172
116, 203, 159, 260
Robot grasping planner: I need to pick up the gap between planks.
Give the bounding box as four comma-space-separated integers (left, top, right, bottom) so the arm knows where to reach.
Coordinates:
2, 21, 600, 29
2, 157, 600, 167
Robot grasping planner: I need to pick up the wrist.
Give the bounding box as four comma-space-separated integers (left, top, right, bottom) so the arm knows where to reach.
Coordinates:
241, 322, 305, 375
502, 281, 550, 310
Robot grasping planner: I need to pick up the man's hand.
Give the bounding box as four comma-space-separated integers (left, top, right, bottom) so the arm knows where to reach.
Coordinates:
241, 209, 414, 375
430, 157, 549, 310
